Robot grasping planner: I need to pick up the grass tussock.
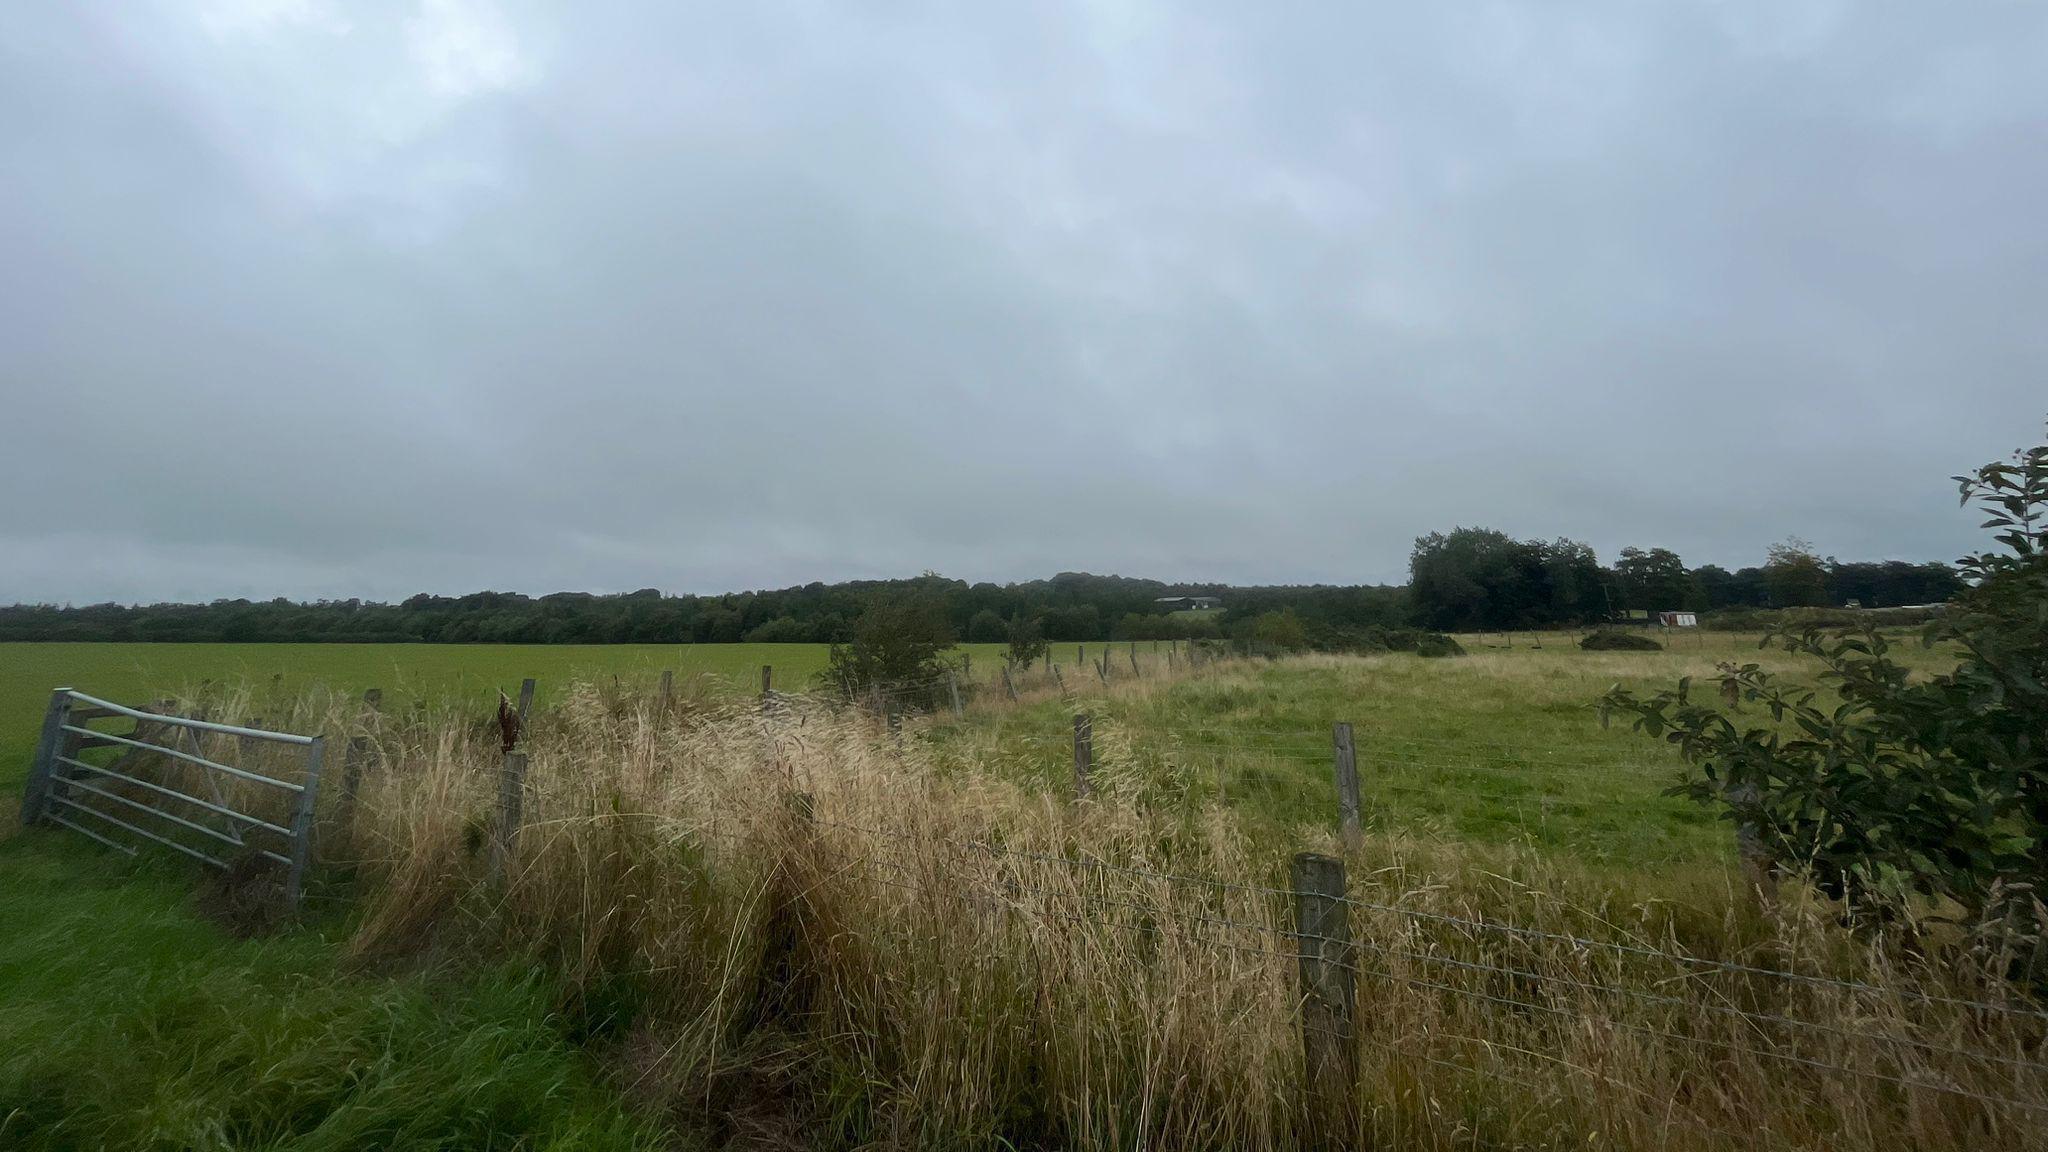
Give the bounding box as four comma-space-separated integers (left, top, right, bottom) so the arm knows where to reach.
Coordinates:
233, 665, 2048, 1152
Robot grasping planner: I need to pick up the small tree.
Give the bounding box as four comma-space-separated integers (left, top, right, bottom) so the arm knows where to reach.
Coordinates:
1005, 614, 1048, 670
1246, 609, 1308, 653
1763, 537, 1830, 607
822, 589, 958, 708
1599, 427, 2048, 914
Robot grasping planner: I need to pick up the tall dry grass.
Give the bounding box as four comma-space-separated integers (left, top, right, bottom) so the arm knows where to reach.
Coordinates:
125, 674, 2048, 1150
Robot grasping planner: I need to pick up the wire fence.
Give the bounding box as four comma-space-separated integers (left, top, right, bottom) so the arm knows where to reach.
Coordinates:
44, 653, 2048, 1142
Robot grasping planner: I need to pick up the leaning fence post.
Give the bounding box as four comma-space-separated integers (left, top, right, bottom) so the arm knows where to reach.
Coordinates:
1332, 723, 1362, 852
490, 749, 529, 886
1293, 852, 1357, 1146
947, 672, 963, 718
516, 678, 536, 727
283, 736, 327, 911
1128, 646, 1140, 676
1052, 665, 1065, 692
21, 689, 73, 827
1002, 666, 1018, 701
1073, 713, 1093, 800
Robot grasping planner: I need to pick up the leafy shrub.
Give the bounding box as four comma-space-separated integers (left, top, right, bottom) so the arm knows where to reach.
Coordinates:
821, 590, 959, 708
1599, 428, 2048, 914
1314, 627, 1464, 656
1005, 614, 1048, 670
1579, 630, 1663, 652
1412, 633, 1466, 658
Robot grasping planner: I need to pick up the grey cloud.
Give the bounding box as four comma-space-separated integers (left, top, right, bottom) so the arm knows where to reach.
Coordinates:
3, 1, 2043, 604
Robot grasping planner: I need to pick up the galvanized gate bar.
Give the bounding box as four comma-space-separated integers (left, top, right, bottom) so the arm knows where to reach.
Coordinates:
46, 795, 231, 869
56, 724, 305, 791
47, 771, 293, 864
59, 690, 318, 745
50, 756, 294, 836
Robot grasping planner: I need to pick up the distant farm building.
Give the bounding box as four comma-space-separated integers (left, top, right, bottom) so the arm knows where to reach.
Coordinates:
1656, 611, 1698, 627
1155, 596, 1222, 612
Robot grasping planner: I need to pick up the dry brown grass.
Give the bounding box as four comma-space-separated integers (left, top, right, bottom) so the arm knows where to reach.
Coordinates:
87, 662, 2048, 1151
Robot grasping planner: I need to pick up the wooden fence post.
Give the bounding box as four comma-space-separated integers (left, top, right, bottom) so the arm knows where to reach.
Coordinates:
21, 689, 73, 827
1128, 646, 1140, 676
1731, 782, 1776, 899
490, 749, 529, 885
948, 672, 963, 718
760, 664, 774, 702
516, 678, 536, 726
963, 653, 972, 678
1333, 722, 1362, 852
1002, 666, 1018, 701
1167, 645, 1176, 672
658, 669, 674, 712
1095, 654, 1108, 684
1052, 665, 1065, 692
336, 734, 370, 846
1293, 852, 1357, 1146
1072, 713, 1093, 800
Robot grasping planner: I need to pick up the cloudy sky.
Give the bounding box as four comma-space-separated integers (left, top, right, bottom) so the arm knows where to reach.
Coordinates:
3, 2, 2044, 604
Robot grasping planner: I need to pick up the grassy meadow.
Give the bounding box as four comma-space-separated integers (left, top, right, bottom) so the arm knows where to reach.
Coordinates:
5, 630, 2021, 1152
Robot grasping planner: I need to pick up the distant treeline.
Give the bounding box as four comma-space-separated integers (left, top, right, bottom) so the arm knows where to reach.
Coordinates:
1407, 528, 1960, 632
0, 534, 1962, 645
0, 573, 1407, 645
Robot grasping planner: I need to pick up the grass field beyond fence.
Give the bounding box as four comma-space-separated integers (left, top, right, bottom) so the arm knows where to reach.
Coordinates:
4, 631, 2009, 1151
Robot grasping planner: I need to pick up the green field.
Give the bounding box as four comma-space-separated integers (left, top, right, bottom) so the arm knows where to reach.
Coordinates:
0, 634, 1965, 1149
0, 641, 1017, 791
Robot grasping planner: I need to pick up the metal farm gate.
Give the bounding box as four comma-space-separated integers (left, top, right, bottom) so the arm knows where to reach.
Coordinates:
20, 689, 327, 908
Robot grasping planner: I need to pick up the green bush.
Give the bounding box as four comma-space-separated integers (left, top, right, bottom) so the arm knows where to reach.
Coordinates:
1600, 427, 2048, 914
1579, 630, 1663, 651
821, 589, 959, 708
1413, 633, 1466, 658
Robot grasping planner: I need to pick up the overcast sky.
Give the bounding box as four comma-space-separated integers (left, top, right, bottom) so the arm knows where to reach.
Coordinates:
3, 2, 2044, 604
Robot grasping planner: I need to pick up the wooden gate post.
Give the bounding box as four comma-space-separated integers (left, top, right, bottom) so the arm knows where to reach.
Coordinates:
1332, 723, 1362, 852
1293, 852, 1357, 1146
489, 749, 529, 886
1072, 713, 1093, 800
21, 689, 74, 827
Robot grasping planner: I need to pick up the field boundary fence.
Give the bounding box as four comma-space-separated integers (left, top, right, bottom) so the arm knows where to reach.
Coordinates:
25, 654, 2048, 1139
